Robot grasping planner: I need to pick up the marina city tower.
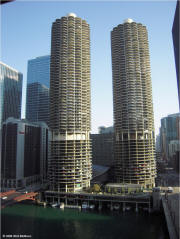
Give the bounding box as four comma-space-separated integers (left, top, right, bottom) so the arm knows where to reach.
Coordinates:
111, 19, 156, 188
49, 13, 92, 192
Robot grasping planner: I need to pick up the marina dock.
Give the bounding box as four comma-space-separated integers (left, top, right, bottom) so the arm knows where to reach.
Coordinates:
43, 191, 152, 212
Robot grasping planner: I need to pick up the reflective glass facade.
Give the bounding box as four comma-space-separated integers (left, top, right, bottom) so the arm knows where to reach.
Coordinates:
26, 55, 50, 125
160, 113, 180, 159
27, 55, 50, 87
26, 82, 49, 126
0, 62, 22, 128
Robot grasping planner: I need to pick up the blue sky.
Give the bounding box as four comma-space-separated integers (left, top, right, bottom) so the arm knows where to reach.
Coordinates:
1, 0, 179, 134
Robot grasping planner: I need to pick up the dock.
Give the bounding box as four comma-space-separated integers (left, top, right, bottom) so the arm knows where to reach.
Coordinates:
43, 191, 152, 212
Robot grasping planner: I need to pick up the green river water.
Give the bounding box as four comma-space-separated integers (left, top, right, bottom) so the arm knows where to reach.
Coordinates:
1, 203, 169, 239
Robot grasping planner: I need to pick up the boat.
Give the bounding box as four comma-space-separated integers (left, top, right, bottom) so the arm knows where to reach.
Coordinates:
51, 203, 59, 208
60, 202, 65, 209
89, 204, 95, 210
82, 202, 89, 209
64, 205, 81, 210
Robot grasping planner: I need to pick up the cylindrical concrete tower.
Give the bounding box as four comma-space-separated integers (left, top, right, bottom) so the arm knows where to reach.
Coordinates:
49, 13, 92, 192
111, 19, 156, 188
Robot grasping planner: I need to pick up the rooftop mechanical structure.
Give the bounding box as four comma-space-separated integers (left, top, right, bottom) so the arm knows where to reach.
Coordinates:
111, 19, 156, 188
49, 13, 92, 192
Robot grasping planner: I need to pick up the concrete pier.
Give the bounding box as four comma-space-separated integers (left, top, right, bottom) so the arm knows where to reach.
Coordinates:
162, 195, 178, 239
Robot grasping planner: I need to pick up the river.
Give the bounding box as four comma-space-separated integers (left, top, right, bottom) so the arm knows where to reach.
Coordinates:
1, 203, 169, 239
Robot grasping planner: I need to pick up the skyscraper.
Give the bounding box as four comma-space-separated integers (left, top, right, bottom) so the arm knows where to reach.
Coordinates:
49, 13, 92, 192
0, 62, 22, 128
26, 56, 50, 125
160, 113, 180, 160
26, 82, 49, 126
111, 19, 156, 188
1, 117, 49, 190
27, 55, 50, 88
91, 127, 114, 167
172, 0, 179, 107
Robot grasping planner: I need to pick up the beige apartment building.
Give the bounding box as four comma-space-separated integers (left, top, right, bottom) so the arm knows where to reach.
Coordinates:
49, 13, 92, 192
111, 19, 156, 188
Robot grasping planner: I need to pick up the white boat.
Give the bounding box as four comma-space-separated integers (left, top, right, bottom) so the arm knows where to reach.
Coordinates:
51, 203, 59, 208
90, 204, 95, 210
60, 202, 65, 209
82, 202, 89, 209
64, 205, 81, 210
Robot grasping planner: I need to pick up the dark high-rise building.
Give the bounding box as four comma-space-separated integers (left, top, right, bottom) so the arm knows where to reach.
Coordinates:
91, 126, 114, 167
98, 126, 114, 134
160, 113, 180, 160
1, 118, 49, 190
0, 62, 22, 128
172, 0, 180, 107
111, 19, 156, 188
26, 82, 49, 125
48, 13, 92, 192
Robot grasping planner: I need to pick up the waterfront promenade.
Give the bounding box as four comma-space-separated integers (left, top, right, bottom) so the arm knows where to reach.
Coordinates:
162, 188, 179, 239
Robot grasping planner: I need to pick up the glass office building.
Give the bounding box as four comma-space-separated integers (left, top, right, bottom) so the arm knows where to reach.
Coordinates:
0, 62, 22, 128
26, 55, 50, 125
27, 55, 50, 87
160, 113, 180, 159
26, 82, 49, 126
